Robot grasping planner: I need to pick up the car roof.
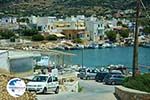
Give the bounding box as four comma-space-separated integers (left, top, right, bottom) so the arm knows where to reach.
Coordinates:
111, 70, 122, 73
98, 72, 109, 74
35, 74, 49, 77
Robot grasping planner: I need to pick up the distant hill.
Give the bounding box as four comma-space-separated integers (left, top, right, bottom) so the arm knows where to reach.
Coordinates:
0, 0, 149, 17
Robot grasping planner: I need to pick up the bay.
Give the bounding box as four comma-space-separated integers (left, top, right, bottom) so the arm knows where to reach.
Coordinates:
64, 47, 150, 73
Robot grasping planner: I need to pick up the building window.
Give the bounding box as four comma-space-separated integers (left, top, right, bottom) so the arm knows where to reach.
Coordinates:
38, 26, 42, 31
69, 34, 71, 38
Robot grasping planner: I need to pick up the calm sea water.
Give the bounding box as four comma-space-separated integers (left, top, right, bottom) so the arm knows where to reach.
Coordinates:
64, 47, 150, 73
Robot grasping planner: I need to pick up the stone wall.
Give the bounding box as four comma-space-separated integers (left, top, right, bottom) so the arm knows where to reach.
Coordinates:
115, 86, 150, 100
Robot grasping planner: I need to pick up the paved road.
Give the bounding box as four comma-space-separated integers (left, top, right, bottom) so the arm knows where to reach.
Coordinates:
37, 80, 117, 100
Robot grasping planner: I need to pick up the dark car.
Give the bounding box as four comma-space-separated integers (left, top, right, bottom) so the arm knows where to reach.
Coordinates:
103, 74, 125, 85
95, 72, 109, 82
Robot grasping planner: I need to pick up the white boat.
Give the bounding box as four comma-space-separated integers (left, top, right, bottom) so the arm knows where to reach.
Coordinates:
102, 43, 111, 48
88, 43, 99, 49
102, 43, 117, 48
37, 56, 50, 67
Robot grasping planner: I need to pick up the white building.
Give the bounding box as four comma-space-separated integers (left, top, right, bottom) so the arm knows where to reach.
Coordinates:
0, 50, 9, 71
86, 16, 105, 41
37, 17, 56, 32
29, 15, 86, 32
29, 16, 57, 32
0, 50, 40, 73
0, 17, 17, 24
54, 16, 85, 30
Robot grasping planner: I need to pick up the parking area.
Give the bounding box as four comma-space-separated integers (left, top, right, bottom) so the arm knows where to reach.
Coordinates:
37, 80, 117, 100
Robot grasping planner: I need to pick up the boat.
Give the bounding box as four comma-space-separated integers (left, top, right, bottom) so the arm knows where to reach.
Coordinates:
76, 44, 84, 49
54, 46, 65, 50
102, 43, 111, 48
102, 43, 117, 48
107, 64, 128, 75
87, 43, 99, 49
142, 43, 150, 48
37, 56, 50, 67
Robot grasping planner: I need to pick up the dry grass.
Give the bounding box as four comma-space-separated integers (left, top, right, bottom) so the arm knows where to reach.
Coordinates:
0, 74, 36, 100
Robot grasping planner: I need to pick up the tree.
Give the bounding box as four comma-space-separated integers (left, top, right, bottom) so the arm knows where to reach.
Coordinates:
73, 38, 83, 43
139, 18, 150, 26
120, 29, 129, 38
106, 30, 117, 42
143, 27, 150, 35
46, 35, 57, 41
0, 29, 16, 39
117, 21, 123, 26
22, 29, 38, 36
32, 34, 44, 41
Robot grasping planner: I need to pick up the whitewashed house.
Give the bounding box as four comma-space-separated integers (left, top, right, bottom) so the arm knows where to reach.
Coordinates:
85, 16, 105, 41
0, 50, 40, 73
29, 16, 57, 32
0, 50, 9, 71
1, 17, 17, 24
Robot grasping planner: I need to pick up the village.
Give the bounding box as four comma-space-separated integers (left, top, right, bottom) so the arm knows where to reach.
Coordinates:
0, 14, 150, 51
0, 12, 150, 100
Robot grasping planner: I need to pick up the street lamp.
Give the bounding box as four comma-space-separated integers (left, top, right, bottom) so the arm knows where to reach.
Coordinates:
82, 48, 84, 68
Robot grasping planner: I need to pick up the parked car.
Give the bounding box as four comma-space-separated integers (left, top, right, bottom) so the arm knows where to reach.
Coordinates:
79, 68, 99, 80
27, 74, 59, 94
103, 74, 125, 85
95, 72, 109, 82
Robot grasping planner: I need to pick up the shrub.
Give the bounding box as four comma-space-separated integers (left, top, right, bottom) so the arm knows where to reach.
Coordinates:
119, 29, 129, 38
46, 35, 57, 41
78, 83, 83, 92
123, 74, 150, 92
73, 38, 83, 43
0, 29, 16, 39
143, 26, 150, 35
32, 34, 44, 41
22, 29, 38, 36
106, 30, 117, 42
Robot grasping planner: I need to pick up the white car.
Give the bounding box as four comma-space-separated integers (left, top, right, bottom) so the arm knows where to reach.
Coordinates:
27, 74, 59, 94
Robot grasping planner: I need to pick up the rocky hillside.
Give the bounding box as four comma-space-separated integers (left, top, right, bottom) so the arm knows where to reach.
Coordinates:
0, 0, 149, 17
0, 73, 36, 100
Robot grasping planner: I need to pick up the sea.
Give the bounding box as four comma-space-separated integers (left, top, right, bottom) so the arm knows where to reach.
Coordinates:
64, 47, 150, 73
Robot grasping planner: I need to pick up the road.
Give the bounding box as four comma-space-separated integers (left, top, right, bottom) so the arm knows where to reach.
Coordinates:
37, 80, 117, 100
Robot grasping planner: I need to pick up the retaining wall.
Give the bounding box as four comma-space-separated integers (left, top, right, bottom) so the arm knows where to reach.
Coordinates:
115, 86, 150, 100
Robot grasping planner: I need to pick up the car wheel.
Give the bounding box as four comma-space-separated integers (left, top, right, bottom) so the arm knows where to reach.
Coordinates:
42, 87, 47, 94
86, 76, 90, 80
95, 80, 98, 82
103, 81, 106, 85
55, 87, 59, 94
111, 81, 116, 85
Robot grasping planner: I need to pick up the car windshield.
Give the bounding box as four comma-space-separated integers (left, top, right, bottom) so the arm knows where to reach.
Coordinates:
79, 68, 86, 72
32, 76, 48, 82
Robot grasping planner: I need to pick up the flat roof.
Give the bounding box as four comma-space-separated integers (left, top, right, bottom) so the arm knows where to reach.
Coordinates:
0, 49, 75, 59
8, 51, 41, 59
0, 50, 8, 54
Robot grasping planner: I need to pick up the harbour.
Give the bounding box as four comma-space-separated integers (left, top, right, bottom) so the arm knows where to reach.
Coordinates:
64, 47, 150, 73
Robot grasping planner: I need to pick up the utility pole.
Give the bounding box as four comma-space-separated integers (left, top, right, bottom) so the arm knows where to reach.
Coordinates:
133, 0, 140, 77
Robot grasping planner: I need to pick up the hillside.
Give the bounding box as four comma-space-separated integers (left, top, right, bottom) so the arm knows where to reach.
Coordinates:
0, 0, 149, 17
